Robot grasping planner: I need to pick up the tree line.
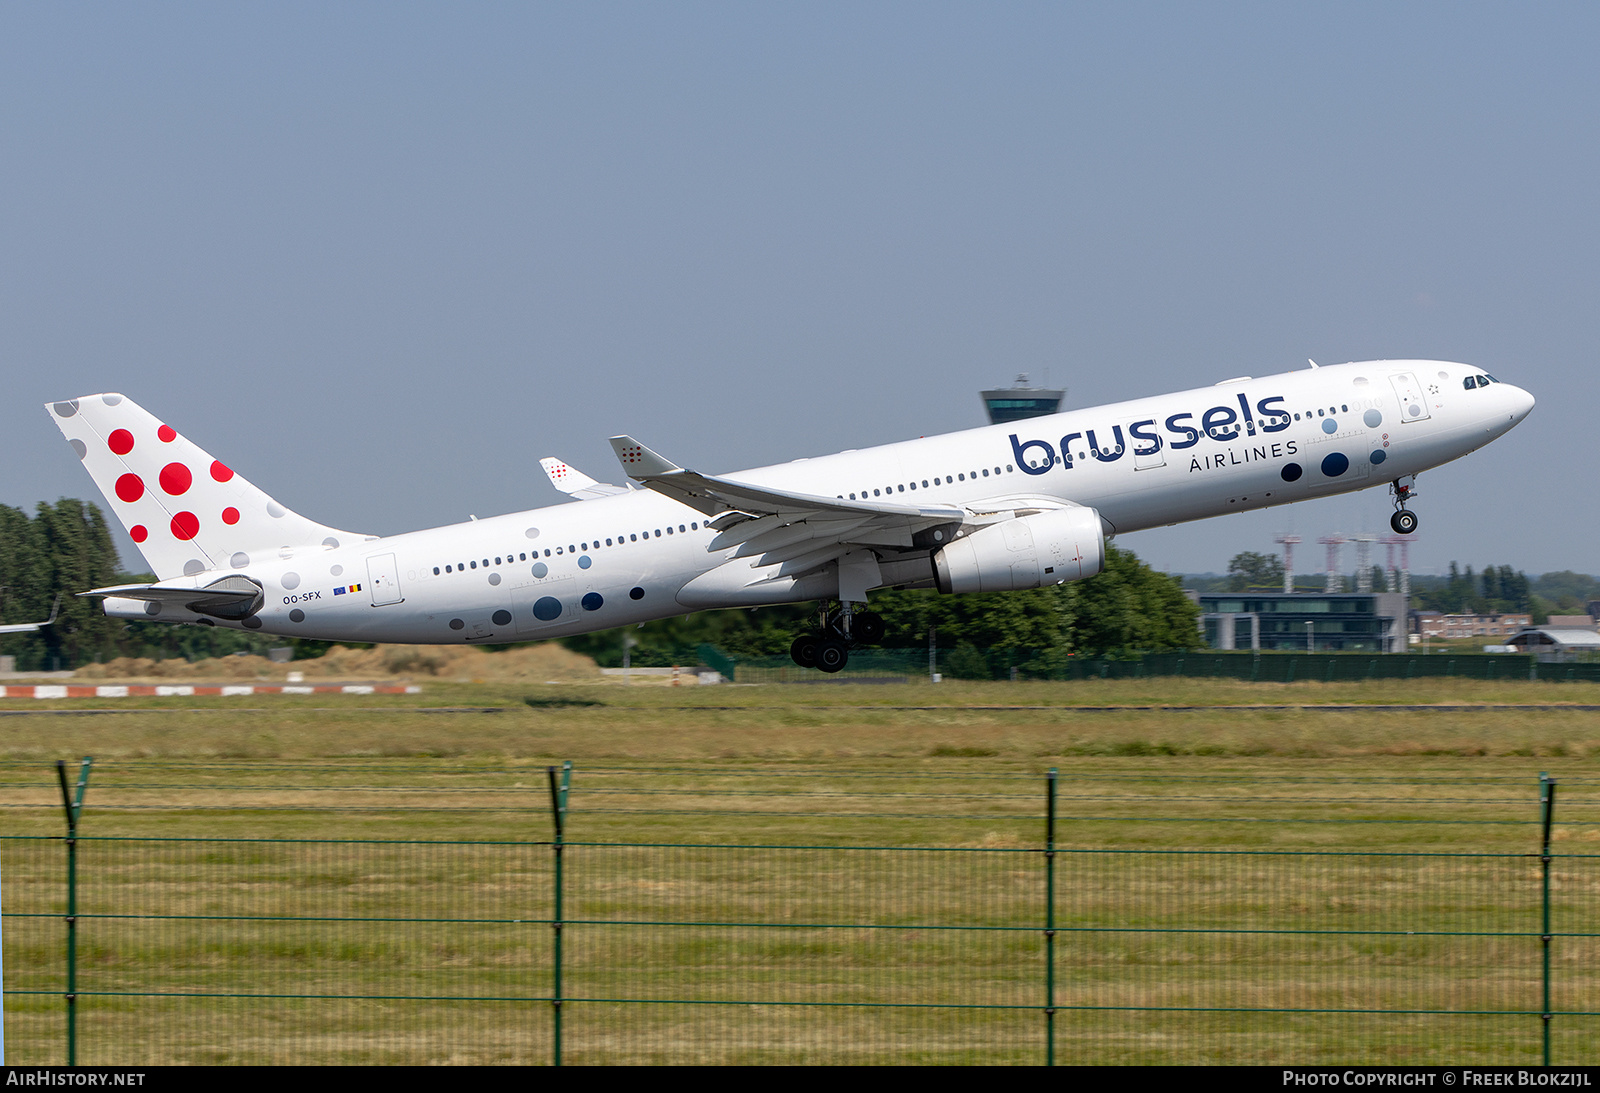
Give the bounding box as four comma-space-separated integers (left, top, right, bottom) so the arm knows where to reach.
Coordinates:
558, 545, 1203, 676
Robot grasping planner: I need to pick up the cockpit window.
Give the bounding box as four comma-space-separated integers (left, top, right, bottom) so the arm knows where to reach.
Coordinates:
1463, 377, 1476, 390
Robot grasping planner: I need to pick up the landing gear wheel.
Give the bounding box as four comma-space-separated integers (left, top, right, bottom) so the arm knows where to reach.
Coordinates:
816, 639, 849, 674
852, 612, 885, 645
1390, 509, 1418, 535
790, 634, 820, 669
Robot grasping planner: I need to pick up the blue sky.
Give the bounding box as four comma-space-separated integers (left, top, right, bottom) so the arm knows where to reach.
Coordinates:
2, 3, 1594, 577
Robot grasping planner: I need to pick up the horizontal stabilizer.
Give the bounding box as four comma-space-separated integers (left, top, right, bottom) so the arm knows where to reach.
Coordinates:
83, 576, 264, 621
540, 457, 629, 500
0, 594, 60, 635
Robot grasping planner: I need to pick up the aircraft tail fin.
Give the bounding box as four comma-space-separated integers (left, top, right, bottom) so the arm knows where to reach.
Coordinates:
47, 394, 365, 581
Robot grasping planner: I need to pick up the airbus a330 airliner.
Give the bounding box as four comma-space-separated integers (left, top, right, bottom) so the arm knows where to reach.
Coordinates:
49, 360, 1533, 672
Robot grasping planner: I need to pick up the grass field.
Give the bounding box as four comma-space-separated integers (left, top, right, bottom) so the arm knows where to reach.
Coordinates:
3, 676, 1598, 1064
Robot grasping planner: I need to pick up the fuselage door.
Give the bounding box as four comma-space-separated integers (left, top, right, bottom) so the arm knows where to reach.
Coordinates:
366, 553, 404, 606
1126, 419, 1166, 470
1389, 373, 1432, 424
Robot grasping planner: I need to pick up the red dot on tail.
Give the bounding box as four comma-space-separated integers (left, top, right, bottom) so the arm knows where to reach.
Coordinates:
130, 525, 148, 543
108, 429, 134, 455
221, 507, 240, 525
159, 462, 193, 496
170, 512, 199, 540
115, 473, 145, 503
157, 425, 176, 443
210, 460, 234, 483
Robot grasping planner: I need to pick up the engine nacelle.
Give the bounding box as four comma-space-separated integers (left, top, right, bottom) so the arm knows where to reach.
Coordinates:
933, 507, 1105, 595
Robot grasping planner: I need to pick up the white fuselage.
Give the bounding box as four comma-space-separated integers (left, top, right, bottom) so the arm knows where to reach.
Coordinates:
121, 360, 1531, 644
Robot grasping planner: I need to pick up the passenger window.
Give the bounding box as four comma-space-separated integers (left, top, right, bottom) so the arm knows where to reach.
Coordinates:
908, 482, 916, 490
442, 566, 449, 574
1317, 409, 1324, 416
679, 525, 686, 532
849, 493, 856, 500
897, 485, 904, 492
691, 523, 699, 530
606, 538, 613, 546
630, 534, 637, 542
666, 527, 673, 535
922, 480, 929, 487
495, 557, 502, 565
555, 548, 562, 556
982, 469, 989, 477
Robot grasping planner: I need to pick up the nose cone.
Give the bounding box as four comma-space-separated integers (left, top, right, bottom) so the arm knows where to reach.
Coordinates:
1505, 383, 1536, 423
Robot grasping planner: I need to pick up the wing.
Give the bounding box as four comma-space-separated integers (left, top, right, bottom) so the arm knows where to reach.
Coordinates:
540, 457, 630, 501
608, 435, 968, 586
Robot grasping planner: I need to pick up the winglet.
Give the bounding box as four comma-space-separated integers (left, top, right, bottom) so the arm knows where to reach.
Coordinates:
609, 436, 682, 478
540, 457, 628, 500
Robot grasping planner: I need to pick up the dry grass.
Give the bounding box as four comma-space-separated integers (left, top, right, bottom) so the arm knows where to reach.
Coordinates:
2, 676, 1598, 1064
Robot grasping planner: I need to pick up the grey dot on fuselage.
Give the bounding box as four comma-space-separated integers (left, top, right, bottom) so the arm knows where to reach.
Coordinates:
488, 573, 501, 586
70, 439, 87, 459
289, 609, 305, 623
231, 552, 250, 569
322, 537, 339, 548
267, 502, 286, 518
331, 565, 343, 576
184, 559, 205, 575
281, 572, 300, 590
53, 400, 78, 417
102, 395, 122, 406
525, 527, 540, 539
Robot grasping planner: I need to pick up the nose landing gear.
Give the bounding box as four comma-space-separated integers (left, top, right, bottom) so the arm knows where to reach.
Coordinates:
788, 604, 886, 673
1389, 476, 1419, 535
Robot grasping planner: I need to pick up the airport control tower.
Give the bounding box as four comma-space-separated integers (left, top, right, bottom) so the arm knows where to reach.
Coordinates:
980, 374, 1065, 424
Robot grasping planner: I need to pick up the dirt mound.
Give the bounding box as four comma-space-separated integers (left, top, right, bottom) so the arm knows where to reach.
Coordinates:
73, 642, 599, 683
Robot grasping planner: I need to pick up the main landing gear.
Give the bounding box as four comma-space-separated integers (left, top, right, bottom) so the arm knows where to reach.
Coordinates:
789, 604, 886, 674
1389, 476, 1419, 535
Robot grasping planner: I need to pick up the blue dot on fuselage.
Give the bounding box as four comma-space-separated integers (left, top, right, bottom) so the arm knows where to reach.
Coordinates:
581, 592, 603, 611
578, 555, 592, 569
1322, 418, 1337, 434
1321, 452, 1349, 477
1281, 462, 1303, 482
1370, 448, 1387, 465
533, 596, 562, 621
1364, 409, 1383, 428
531, 562, 548, 578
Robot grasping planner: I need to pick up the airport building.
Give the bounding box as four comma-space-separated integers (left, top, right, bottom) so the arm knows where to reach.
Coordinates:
1411, 611, 1532, 639
1197, 591, 1409, 653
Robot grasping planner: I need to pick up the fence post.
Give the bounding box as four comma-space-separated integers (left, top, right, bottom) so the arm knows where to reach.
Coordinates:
546, 761, 571, 1066
1539, 772, 1556, 1067
54, 757, 91, 1067
1044, 768, 1057, 1066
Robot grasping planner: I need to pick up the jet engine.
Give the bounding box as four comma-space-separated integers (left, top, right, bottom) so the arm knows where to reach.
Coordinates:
933, 507, 1105, 595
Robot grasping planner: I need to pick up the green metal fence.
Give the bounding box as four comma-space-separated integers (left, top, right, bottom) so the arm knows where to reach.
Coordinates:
725, 648, 1600, 683
2, 762, 1596, 1064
